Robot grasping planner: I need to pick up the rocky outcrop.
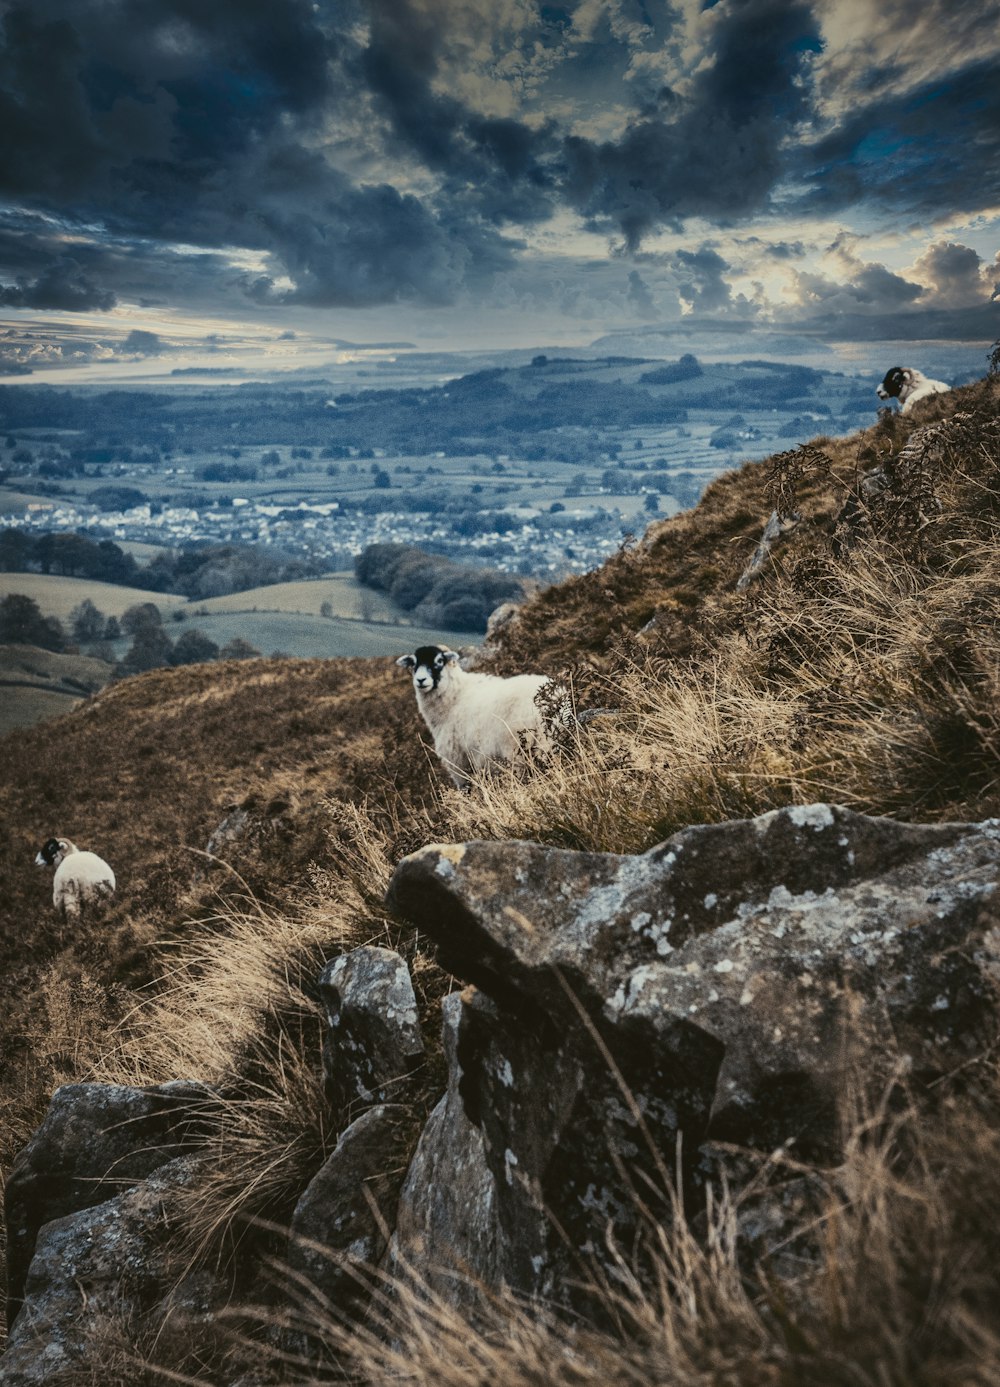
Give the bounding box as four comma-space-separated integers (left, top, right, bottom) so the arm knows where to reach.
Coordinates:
318, 945, 425, 1114
4, 1079, 216, 1326
2, 1156, 218, 1387
4, 808, 999, 1374
288, 1103, 415, 1317
386, 805, 1000, 1298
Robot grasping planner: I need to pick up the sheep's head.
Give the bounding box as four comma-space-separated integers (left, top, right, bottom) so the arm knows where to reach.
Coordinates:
877, 366, 910, 401
35, 837, 73, 868
396, 645, 459, 693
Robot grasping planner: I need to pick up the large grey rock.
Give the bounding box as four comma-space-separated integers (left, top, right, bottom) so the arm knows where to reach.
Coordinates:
1, 1156, 221, 1386
4, 1079, 216, 1326
385, 806, 1000, 1299
288, 1103, 414, 1316
319, 946, 425, 1117
385, 992, 509, 1303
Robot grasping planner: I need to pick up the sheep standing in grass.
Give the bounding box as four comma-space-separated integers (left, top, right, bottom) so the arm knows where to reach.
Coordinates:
397, 645, 567, 789
35, 837, 116, 920
877, 366, 950, 414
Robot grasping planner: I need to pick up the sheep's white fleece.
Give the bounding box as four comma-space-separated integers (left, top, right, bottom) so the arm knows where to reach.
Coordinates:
415, 665, 558, 788
883, 368, 950, 414
51, 844, 116, 919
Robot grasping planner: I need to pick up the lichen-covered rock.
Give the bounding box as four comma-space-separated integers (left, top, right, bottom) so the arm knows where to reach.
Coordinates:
4, 1079, 216, 1326
385, 806, 1000, 1300
288, 1103, 415, 1316
318, 946, 425, 1115
1, 1156, 218, 1386
385, 991, 507, 1302
388, 806, 1000, 1155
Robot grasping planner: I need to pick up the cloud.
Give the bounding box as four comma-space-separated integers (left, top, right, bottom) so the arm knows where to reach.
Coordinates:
115, 329, 165, 355
797, 59, 1000, 220
560, 0, 821, 248
626, 269, 656, 318
0, 258, 117, 311
910, 241, 1000, 307
0, 0, 996, 335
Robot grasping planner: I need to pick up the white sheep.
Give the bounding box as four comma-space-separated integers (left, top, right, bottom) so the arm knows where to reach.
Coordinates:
396, 645, 568, 789
876, 366, 950, 414
34, 837, 116, 920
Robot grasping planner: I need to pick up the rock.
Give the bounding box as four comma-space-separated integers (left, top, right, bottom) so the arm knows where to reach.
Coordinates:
318, 946, 425, 1117
287, 1103, 415, 1320
4, 1079, 216, 1326
385, 806, 1000, 1284
385, 991, 509, 1304
736, 508, 801, 590
1, 1156, 222, 1386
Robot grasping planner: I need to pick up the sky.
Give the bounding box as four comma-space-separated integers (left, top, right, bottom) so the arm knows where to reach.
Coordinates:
0, 0, 999, 380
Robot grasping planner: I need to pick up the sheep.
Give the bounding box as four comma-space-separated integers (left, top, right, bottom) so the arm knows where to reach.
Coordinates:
876, 366, 950, 414
396, 645, 569, 789
34, 837, 116, 920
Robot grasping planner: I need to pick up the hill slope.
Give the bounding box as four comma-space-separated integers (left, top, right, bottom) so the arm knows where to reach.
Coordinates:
1, 373, 998, 1373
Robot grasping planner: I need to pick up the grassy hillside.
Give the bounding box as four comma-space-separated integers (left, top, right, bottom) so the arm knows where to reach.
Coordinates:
191, 572, 405, 621
1, 374, 998, 1381
0, 644, 114, 735
0, 572, 186, 621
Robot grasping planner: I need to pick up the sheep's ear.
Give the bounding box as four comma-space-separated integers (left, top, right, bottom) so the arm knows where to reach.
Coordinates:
396, 655, 416, 669
441, 649, 460, 664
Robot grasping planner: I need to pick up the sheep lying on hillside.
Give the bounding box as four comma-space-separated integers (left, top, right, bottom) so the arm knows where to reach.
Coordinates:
397, 645, 570, 789
877, 366, 950, 414
35, 837, 116, 920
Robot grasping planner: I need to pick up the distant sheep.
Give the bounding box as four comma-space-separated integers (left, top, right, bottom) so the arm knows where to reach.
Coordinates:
877, 366, 950, 414
35, 837, 116, 920
397, 645, 570, 789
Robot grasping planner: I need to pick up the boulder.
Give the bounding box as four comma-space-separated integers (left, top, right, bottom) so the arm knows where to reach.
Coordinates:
2, 1156, 220, 1386
4, 1079, 216, 1326
386, 806, 1000, 1296
385, 991, 512, 1304
318, 946, 425, 1117
288, 1103, 415, 1319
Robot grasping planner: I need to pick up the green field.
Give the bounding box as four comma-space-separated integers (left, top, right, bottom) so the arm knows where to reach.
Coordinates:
0, 643, 114, 736
0, 572, 186, 621
171, 609, 477, 659
191, 573, 405, 621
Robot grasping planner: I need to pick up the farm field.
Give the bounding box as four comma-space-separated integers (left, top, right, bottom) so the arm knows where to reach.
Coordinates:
0, 643, 113, 735
171, 609, 478, 660
0, 572, 186, 622
191, 572, 405, 621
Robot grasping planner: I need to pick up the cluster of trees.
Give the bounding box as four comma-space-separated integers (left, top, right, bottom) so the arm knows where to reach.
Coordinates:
0, 592, 259, 674
0, 529, 323, 599
0, 593, 68, 651
354, 543, 524, 633
108, 602, 260, 677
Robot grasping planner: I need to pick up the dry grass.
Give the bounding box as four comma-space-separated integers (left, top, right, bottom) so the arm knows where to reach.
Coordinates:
195, 1069, 1000, 1387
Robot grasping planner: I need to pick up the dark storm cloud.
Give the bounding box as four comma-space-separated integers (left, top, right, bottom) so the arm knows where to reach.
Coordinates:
0, 0, 532, 308
357, 0, 557, 227
561, 0, 821, 248
799, 60, 1000, 218
0, 258, 116, 310
0, 0, 997, 323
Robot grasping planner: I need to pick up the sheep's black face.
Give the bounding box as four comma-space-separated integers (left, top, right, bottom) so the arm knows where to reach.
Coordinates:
877, 367, 907, 400
396, 645, 457, 693
35, 837, 61, 867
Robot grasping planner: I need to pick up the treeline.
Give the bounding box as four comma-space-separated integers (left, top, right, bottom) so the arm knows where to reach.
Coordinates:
0, 529, 323, 598
0, 592, 259, 675
354, 544, 525, 633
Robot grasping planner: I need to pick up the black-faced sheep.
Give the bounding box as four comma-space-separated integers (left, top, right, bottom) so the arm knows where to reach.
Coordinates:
877, 366, 950, 414
35, 837, 116, 920
397, 645, 568, 789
